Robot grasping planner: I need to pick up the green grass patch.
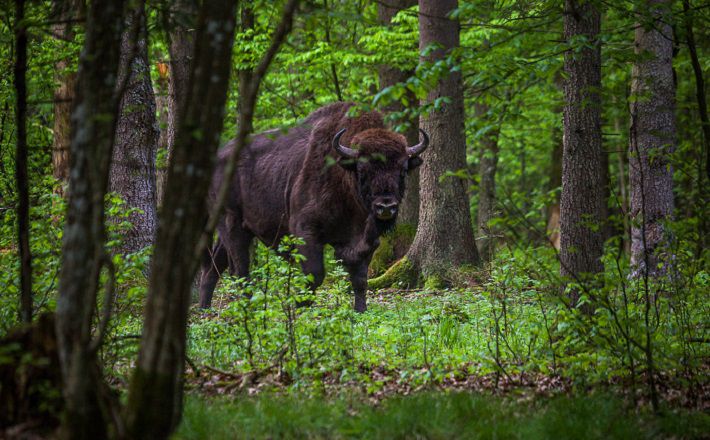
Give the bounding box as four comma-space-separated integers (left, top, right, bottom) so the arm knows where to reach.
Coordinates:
175, 391, 710, 439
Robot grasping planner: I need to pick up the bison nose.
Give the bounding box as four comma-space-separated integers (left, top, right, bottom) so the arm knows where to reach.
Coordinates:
375, 201, 398, 220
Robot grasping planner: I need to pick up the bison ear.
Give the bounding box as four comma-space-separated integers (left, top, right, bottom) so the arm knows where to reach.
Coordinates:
338, 157, 358, 172
407, 156, 423, 171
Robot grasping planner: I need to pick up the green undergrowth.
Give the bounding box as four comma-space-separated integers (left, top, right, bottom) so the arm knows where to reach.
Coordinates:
184, 236, 708, 403
175, 391, 709, 440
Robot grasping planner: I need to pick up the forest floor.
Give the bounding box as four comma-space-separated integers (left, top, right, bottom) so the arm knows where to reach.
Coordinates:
175, 391, 709, 439
163, 280, 709, 439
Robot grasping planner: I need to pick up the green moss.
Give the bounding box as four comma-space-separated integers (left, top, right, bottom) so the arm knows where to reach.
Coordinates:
423, 274, 446, 290
367, 256, 419, 290
369, 237, 394, 277
369, 224, 417, 278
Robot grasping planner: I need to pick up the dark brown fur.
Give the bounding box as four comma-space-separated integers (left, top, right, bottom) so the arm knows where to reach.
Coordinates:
199, 102, 423, 312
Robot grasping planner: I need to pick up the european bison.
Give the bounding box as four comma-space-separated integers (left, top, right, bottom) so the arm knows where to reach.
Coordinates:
199, 102, 428, 312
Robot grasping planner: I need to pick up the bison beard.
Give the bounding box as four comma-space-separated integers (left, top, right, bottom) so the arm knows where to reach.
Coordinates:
198, 102, 428, 312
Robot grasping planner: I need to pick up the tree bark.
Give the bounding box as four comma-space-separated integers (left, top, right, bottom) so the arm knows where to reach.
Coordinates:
474, 103, 500, 262
55, 0, 126, 438
51, 0, 82, 185
629, 0, 676, 277
377, 0, 419, 230
158, 0, 197, 204
125, 2, 239, 437
110, 7, 159, 253
14, 0, 31, 324
406, 0, 480, 283
560, 0, 604, 300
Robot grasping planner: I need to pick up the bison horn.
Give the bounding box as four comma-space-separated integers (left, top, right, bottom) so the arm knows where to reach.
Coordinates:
332, 128, 359, 159
406, 129, 429, 157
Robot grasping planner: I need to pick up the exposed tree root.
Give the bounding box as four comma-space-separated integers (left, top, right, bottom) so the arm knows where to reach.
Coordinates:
368, 257, 419, 289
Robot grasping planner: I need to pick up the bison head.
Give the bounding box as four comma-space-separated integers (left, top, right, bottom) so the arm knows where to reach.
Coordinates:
332, 128, 428, 224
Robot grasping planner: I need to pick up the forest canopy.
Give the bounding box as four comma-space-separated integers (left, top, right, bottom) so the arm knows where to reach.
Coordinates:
0, 0, 708, 439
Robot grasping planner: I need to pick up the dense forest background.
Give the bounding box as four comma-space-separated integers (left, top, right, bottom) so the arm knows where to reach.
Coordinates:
0, 0, 708, 438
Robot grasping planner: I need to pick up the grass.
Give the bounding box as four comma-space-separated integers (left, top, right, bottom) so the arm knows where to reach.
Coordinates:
175, 391, 710, 439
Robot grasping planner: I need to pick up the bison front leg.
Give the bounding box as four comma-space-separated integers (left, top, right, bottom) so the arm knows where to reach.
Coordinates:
298, 241, 325, 302
199, 241, 229, 308
347, 263, 369, 313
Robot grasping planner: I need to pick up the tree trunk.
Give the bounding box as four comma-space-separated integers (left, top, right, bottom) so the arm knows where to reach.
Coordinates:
629, 0, 676, 277
238, 2, 255, 136
158, 0, 197, 204
615, 116, 631, 255
110, 8, 159, 253
51, 0, 82, 185
560, 0, 604, 300
682, 0, 709, 253
547, 132, 562, 250
124, 2, 239, 437
377, 0, 419, 230
155, 60, 169, 205
474, 103, 500, 262
14, 0, 31, 324
547, 76, 563, 250
55, 0, 126, 438
406, 0, 480, 284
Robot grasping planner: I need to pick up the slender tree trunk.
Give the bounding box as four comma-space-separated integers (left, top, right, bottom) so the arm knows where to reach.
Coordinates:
615, 116, 631, 254
323, 0, 344, 101
682, 0, 709, 252
407, 0, 480, 283
14, 0, 31, 324
125, 2, 239, 437
55, 0, 126, 438
238, 2, 255, 136
547, 76, 564, 250
474, 103, 500, 262
629, 0, 676, 277
155, 60, 169, 205
51, 0, 82, 185
601, 140, 611, 241
158, 0, 197, 204
560, 0, 604, 300
377, 0, 419, 230
110, 7, 159, 253
547, 131, 563, 250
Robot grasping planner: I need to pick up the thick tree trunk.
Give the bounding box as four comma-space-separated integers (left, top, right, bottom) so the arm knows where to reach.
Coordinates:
124, 2, 239, 437
406, 0, 480, 283
51, 0, 81, 185
560, 0, 604, 300
55, 0, 126, 438
629, 0, 676, 277
378, 0, 419, 230
15, 0, 31, 324
157, 0, 197, 204
110, 8, 159, 253
474, 103, 500, 262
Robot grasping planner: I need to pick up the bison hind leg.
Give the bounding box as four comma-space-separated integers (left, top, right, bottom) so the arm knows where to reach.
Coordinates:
219, 214, 254, 298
